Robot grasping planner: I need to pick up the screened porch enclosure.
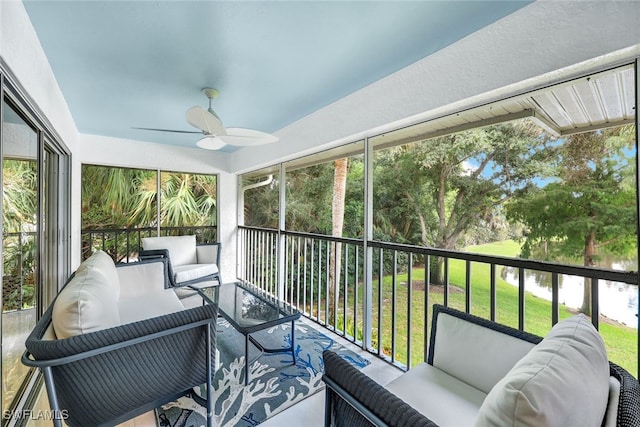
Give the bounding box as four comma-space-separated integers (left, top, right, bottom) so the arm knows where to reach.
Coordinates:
238, 62, 640, 377
76, 62, 640, 379
2, 1, 640, 424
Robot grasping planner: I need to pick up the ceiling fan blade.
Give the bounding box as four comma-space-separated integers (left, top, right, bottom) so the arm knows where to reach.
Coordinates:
196, 135, 227, 151
132, 127, 201, 134
186, 106, 225, 135
219, 128, 279, 146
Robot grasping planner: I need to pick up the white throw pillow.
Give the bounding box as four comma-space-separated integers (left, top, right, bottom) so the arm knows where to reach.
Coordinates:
52, 263, 120, 338
474, 314, 610, 427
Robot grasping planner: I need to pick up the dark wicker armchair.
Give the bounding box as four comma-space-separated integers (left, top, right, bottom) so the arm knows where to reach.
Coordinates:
322, 350, 437, 427
22, 296, 218, 427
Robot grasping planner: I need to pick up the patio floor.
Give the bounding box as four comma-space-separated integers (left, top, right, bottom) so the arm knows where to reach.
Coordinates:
23, 316, 401, 427
259, 318, 402, 427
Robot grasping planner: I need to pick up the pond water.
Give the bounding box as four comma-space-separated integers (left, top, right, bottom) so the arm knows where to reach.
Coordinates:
503, 263, 638, 329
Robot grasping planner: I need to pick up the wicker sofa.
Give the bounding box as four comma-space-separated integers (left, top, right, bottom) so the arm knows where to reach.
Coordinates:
22, 251, 218, 427
323, 304, 640, 427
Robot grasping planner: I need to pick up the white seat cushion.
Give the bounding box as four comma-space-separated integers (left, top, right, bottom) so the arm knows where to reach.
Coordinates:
386, 362, 487, 426
118, 290, 185, 324
173, 263, 218, 284
475, 314, 610, 427
142, 235, 197, 266
52, 260, 120, 338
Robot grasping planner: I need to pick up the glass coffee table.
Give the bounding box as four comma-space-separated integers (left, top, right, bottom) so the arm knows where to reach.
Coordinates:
192, 281, 301, 385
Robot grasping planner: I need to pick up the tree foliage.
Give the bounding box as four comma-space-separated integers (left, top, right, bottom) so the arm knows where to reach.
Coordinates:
506, 125, 637, 263
81, 165, 217, 229
374, 121, 550, 253
242, 121, 637, 290
243, 159, 364, 237
3, 159, 37, 233
2, 159, 38, 310
506, 125, 636, 314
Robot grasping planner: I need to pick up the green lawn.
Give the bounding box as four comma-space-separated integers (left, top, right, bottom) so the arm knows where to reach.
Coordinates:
350, 240, 638, 376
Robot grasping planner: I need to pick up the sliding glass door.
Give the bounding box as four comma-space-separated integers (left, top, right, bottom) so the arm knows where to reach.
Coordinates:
1, 98, 39, 414
1, 87, 70, 422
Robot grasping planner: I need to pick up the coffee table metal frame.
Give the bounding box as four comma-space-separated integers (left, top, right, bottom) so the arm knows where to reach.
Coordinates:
192, 281, 301, 385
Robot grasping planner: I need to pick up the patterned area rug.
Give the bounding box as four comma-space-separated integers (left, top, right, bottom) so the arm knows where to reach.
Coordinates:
156, 318, 370, 426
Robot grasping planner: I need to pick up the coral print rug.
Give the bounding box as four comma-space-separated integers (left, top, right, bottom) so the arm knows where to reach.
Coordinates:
156, 318, 370, 427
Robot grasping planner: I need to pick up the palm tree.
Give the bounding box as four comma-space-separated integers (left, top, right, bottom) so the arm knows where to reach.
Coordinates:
81, 165, 217, 259
329, 158, 348, 316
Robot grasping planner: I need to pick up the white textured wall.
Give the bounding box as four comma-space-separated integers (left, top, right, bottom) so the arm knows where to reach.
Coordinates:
79, 133, 227, 172
228, 0, 640, 174
0, 2, 77, 146
0, 1, 82, 267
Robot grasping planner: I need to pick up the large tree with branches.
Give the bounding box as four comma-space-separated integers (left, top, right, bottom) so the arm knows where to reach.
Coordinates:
506, 125, 637, 315
375, 120, 549, 284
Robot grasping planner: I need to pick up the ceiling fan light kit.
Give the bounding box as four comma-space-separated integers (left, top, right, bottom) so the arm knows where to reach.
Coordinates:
137, 87, 278, 150
196, 136, 227, 151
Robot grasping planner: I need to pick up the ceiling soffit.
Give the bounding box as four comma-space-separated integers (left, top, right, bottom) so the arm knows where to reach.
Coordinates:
243, 63, 636, 179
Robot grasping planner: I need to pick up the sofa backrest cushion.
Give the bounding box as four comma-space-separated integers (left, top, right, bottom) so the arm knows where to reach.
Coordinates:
117, 260, 167, 298
52, 251, 121, 338
142, 235, 197, 267
474, 314, 610, 427
75, 250, 120, 299
195, 244, 219, 265
431, 311, 537, 394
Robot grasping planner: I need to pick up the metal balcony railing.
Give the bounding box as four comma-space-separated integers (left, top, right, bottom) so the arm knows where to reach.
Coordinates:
81, 225, 217, 262
2, 231, 37, 312
238, 225, 639, 377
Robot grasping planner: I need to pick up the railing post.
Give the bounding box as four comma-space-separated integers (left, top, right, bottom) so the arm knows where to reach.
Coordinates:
424, 256, 430, 362
407, 252, 413, 369
551, 273, 559, 325
465, 260, 472, 313
490, 263, 496, 321
518, 267, 525, 331
591, 277, 599, 330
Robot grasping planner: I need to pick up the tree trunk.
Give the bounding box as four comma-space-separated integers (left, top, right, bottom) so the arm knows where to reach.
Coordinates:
330, 158, 348, 319
580, 230, 597, 315
429, 258, 444, 285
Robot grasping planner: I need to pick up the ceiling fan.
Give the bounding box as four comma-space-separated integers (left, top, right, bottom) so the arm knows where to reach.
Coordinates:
135, 88, 278, 150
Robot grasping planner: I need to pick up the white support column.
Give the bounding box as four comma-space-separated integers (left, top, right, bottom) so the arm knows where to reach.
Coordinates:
156, 169, 161, 236
277, 163, 286, 301
363, 137, 374, 350
217, 171, 239, 283
236, 174, 244, 280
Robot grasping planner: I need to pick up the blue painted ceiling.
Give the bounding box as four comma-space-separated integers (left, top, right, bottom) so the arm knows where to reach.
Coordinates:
22, 1, 530, 149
